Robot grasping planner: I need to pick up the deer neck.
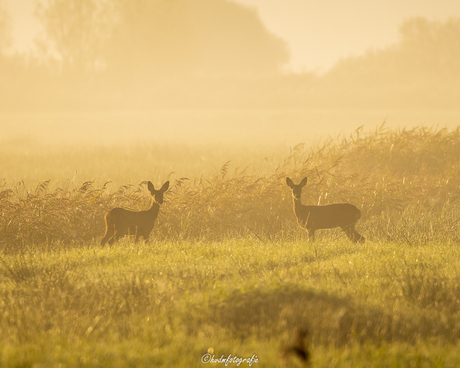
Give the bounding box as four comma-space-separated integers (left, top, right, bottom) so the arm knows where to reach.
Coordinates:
292, 196, 306, 219
147, 200, 160, 217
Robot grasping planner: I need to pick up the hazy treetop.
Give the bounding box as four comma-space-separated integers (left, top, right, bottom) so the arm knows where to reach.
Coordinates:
35, 0, 289, 78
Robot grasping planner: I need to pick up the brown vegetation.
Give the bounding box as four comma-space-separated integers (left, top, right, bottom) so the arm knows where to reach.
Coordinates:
2, 125, 460, 252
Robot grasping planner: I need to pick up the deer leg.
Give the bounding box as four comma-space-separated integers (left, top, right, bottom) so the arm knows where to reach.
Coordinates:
109, 228, 121, 245
101, 228, 112, 246
101, 235, 109, 246
101, 222, 116, 246
342, 226, 365, 243
342, 226, 356, 242
349, 227, 365, 243
353, 230, 365, 243
308, 229, 315, 242
102, 225, 116, 245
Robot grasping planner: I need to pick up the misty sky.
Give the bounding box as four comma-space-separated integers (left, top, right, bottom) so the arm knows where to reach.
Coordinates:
4, 0, 460, 72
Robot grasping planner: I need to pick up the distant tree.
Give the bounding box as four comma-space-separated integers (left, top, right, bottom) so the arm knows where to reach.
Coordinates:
398, 17, 460, 77
319, 17, 460, 108
100, 0, 289, 81
30, 0, 290, 109
35, 0, 288, 80
35, 0, 114, 74
325, 17, 460, 85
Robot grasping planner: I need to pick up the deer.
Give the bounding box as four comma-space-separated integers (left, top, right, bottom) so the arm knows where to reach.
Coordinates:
101, 181, 169, 246
286, 177, 365, 243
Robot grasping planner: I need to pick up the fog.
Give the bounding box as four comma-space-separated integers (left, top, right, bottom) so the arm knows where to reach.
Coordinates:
3, 3, 460, 365
1, 0, 460, 146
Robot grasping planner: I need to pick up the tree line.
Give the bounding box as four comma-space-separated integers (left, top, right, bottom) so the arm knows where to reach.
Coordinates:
1, 0, 459, 111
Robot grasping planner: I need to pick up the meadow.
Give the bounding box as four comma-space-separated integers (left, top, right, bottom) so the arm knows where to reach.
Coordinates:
2, 114, 460, 367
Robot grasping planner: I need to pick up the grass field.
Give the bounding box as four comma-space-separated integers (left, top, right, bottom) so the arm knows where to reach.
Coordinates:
2, 239, 460, 367
2, 113, 460, 367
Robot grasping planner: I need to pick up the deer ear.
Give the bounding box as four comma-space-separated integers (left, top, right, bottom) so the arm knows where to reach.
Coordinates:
299, 177, 308, 187
160, 181, 170, 192
147, 181, 155, 194
286, 177, 294, 188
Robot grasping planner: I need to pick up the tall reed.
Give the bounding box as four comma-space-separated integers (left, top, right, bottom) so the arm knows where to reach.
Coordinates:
2, 124, 460, 251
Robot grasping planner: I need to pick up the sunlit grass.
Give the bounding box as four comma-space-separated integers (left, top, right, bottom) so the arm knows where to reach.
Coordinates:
2, 239, 460, 367
2, 123, 460, 366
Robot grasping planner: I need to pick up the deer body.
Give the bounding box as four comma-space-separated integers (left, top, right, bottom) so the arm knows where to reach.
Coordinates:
101, 181, 169, 245
287, 177, 364, 243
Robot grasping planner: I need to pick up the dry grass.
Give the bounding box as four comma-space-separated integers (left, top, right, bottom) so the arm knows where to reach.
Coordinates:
2, 124, 460, 251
